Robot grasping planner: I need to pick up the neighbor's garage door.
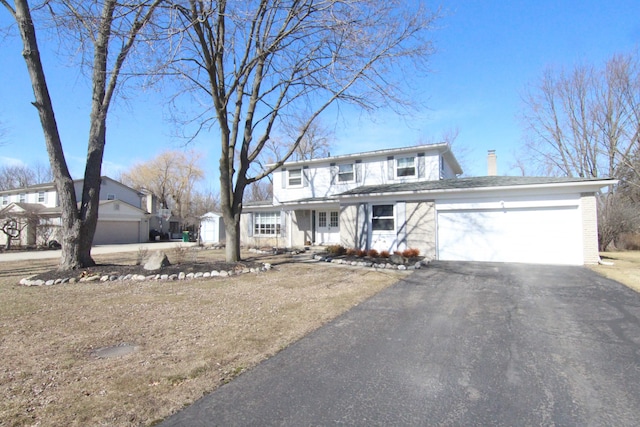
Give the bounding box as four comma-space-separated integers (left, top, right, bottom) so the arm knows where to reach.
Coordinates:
93, 221, 140, 245
437, 206, 582, 265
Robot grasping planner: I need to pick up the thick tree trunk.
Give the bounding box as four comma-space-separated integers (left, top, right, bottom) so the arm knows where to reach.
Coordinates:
13, 0, 87, 270
220, 154, 246, 262
224, 216, 242, 262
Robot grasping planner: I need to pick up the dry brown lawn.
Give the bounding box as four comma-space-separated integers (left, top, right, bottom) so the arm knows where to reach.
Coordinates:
589, 251, 640, 292
0, 249, 407, 426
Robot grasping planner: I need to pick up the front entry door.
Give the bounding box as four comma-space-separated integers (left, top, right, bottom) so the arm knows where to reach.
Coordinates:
316, 210, 340, 244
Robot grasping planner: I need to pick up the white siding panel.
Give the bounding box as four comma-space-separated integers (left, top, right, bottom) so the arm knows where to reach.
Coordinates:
437, 206, 583, 265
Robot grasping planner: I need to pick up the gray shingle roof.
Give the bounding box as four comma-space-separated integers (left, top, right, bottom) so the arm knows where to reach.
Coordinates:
337, 176, 614, 196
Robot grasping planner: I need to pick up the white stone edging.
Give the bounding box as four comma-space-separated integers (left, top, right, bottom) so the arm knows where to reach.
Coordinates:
19, 263, 272, 287
313, 255, 424, 271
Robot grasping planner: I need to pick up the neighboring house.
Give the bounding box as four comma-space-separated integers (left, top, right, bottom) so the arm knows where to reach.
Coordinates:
240, 143, 614, 265
0, 176, 151, 247
200, 212, 226, 244
142, 191, 192, 240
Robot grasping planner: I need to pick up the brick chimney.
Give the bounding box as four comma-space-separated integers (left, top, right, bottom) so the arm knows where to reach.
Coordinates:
487, 150, 497, 176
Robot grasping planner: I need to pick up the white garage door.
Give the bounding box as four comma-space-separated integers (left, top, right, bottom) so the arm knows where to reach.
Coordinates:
437, 206, 582, 265
94, 221, 140, 245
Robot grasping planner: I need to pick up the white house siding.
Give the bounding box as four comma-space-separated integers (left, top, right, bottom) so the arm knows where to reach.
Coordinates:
0, 188, 57, 207
436, 194, 584, 265
273, 150, 448, 204
290, 210, 312, 247
404, 201, 437, 260
339, 203, 368, 249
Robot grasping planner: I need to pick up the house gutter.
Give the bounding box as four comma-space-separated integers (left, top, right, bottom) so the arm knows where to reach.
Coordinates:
334, 179, 618, 201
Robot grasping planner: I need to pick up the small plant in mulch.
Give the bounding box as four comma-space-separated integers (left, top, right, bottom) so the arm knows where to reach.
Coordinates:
135, 247, 149, 265
323, 247, 423, 265
402, 248, 420, 258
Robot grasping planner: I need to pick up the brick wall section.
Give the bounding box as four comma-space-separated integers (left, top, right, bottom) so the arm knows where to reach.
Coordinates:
581, 192, 600, 264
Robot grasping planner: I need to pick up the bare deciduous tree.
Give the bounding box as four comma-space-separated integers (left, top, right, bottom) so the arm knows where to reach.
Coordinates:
520, 52, 640, 250
185, 188, 221, 225
1, 0, 162, 270
245, 179, 273, 203
290, 119, 334, 161
120, 150, 205, 222
168, 0, 441, 261
0, 162, 52, 190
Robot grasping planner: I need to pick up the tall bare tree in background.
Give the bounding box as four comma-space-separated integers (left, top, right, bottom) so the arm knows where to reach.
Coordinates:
290, 119, 334, 161
1, 0, 162, 269
520, 52, 640, 250
0, 162, 52, 190
120, 150, 205, 223
168, 0, 441, 262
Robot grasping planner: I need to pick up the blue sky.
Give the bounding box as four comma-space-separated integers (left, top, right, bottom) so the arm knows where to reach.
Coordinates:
1, 0, 639, 188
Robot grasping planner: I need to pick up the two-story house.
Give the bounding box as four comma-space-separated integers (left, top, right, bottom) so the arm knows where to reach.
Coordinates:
241, 143, 614, 265
0, 176, 151, 247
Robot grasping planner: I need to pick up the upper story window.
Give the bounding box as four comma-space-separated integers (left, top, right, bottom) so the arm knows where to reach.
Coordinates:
19, 193, 26, 203
107, 194, 116, 200
396, 157, 415, 177
372, 205, 394, 231
338, 164, 354, 182
38, 191, 45, 203
288, 169, 302, 186
1, 195, 8, 205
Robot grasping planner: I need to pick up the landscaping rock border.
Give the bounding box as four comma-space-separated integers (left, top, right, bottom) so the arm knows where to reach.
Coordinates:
19, 263, 272, 287
313, 254, 426, 270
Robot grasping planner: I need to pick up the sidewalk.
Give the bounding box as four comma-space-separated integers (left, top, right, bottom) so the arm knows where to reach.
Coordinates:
0, 241, 198, 262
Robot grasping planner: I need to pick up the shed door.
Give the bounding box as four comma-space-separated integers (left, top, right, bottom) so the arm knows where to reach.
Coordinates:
437, 206, 582, 265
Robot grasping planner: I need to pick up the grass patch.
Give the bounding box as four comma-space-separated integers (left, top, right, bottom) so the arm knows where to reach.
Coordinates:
0, 249, 407, 425
589, 251, 640, 292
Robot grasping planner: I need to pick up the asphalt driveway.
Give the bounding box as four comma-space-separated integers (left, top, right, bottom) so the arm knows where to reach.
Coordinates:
160, 261, 640, 426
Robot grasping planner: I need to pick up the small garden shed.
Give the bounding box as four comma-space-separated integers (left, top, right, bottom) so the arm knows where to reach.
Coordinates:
200, 212, 225, 244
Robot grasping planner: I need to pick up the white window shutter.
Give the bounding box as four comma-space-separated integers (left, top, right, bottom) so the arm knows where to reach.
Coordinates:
280, 211, 287, 237
417, 153, 425, 178
387, 156, 394, 180
303, 166, 309, 187
282, 169, 287, 188
355, 161, 363, 183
